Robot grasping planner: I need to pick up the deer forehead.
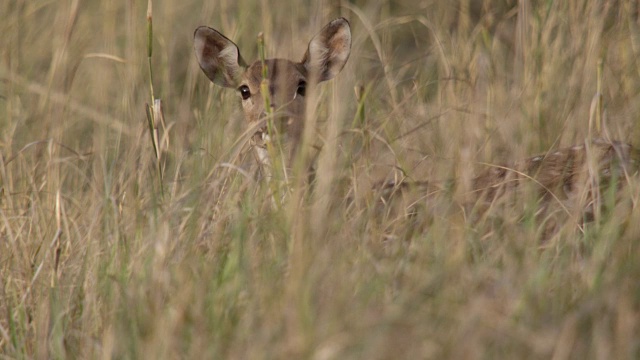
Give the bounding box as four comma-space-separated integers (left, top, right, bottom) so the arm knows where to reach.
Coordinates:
242, 59, 308, 92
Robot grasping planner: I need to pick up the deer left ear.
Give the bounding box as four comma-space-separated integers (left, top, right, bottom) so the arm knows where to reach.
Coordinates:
301, 17, 352, 82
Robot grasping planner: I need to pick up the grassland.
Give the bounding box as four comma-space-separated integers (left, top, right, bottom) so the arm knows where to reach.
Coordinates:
1, 0, 640, 358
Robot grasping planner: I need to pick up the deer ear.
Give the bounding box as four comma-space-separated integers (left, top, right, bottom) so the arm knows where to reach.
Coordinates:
301, 17, 351, 82
194, 26, 247, 88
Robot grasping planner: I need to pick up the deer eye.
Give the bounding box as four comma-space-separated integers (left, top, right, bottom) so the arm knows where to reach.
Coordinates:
296, 80, 306, 97
238, 85, 251, 100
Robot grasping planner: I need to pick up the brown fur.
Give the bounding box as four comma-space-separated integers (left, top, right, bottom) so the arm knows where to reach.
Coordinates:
472, 139, 638, 203
376, 138, 639, 238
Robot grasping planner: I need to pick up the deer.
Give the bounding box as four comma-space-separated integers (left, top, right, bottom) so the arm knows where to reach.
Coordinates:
194, 18, 639, 238
194, 17, 351, 181
375, 137, 640, 240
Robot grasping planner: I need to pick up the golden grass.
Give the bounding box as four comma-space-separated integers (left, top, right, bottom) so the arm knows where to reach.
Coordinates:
1, 0, 640, 358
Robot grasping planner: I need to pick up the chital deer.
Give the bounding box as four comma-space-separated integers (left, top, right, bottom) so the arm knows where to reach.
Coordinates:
377, 138, 639, 239
194, 18, 638, 237
194, 18, 351, 178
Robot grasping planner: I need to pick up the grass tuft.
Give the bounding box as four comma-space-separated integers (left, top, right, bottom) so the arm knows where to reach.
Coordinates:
1, 1, 640, 358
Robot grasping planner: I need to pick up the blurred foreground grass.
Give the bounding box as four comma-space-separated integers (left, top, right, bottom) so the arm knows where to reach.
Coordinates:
1, 0, 640, 358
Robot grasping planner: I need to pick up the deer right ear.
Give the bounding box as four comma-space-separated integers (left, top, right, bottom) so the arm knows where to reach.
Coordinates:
194, 26, 247, 88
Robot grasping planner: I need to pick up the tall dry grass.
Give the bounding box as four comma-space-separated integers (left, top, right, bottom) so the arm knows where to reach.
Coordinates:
1, 0, 640, 358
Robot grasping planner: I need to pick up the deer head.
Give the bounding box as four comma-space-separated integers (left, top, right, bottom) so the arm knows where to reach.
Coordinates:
194, 18, 351, 174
